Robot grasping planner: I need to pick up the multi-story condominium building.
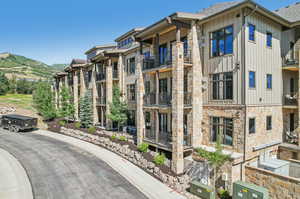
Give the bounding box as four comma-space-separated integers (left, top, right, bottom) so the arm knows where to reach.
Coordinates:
54, 0, 300, 190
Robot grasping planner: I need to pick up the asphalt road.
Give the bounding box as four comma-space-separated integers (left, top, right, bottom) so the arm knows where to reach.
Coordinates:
0, 129, 148, 199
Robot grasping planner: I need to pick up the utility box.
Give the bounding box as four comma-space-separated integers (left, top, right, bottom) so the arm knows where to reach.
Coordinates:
233, 181, 269, 199
190, 180, 215, 199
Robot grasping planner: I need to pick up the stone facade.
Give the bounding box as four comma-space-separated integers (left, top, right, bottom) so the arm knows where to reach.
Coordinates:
245, 165, 300, 199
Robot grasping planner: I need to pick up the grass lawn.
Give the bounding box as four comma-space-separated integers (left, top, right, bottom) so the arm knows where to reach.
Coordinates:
0, 94, 35, 111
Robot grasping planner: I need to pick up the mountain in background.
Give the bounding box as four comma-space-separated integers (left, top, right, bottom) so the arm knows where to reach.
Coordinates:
50, 63, 68, 71
0, 53, 65, 80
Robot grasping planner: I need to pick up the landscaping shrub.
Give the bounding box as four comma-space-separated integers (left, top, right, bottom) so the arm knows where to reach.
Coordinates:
74, 122, 81, 129
137, 143, 149, 153
111, 134, 117, 140
153, 153, 166, 165
88, 126, 96, 134
79, 90, 92, 128
59, 120, 66, 126
218, 189, 231, 199
118, 135, 127, 142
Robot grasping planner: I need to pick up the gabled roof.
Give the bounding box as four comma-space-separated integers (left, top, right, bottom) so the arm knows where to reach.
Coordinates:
115, 28, 145, 42
274, 2, 300, 23
197, 1, 243, 17
85, 44, 116, 55
71, 59, 87, 65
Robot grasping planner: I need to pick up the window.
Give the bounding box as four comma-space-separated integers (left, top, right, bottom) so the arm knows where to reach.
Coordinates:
211, 72, 233, 100
211, 117, 233, 146
127, 110, 136, 126
249, 118, 256, 134
159, 44, 168, 65
159, 113, 168, 132
127, 57, 135, 74
249, 24, 256, 41
266, 116, 272, 130
143, 51, 150, 59
181, 37, 188, 56
118, 37, 133, 48
211, 25, 233, 57
266, 74, 272, 89
290, 113, 295, 132
249, 71, 256, 88
267, 32, 272, 47
145, 112, 151, 129
159, 78, 168, 93
145, 81, 150, 94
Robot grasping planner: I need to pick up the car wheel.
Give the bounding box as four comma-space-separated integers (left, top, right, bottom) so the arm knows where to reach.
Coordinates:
12, 126, 20, 133
8, 125, 14, 132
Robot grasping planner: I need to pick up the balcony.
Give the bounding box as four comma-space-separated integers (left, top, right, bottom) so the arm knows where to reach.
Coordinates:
184, 92, 192, 106
158, 92, 172, 105
144, 92, 156, 105
143, 57, 155, 70
158, 131, 172, 148
282, 54, 299, 71
113, 70, 118, 79
96, 96, 106, 105
283, 93, 298, 108
145, 128, 156, 142
96, 73, 106, 81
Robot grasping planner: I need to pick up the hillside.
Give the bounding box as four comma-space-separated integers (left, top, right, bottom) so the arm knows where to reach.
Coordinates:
51, 64, 68, 71
0, 53, 64, 80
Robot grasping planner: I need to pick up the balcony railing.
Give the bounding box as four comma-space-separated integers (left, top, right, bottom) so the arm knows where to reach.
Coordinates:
158, 92, 172, 105
113, 70, 118, 79
285, 130, 299, 145
144, 92, 156, 105
145, 128, 156, 142
96, 96, 106, 105
283, 93, 298, 106
96, 73, 106, 81
143, 57, 156, 70
184, 92, 192, 106
184, 133, 192, 146
158, 131, 172, 148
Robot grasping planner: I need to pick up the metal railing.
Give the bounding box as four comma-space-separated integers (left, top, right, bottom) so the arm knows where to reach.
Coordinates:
158, 131, 172, 148
143, 57, 156, 70
96, 73, 106, 81
283, 93, 298, 106
144, 92, 156, 105
145, 128, 156, 142
113, 70, 118, 79
285, 131, 298, 145
282, 52, 299, 66
96, 96, 106, 105
184, 92, 192, 105
158, 92, 172, 105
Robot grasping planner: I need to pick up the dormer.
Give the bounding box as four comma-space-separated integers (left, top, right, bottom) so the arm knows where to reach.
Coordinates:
115, 28, 144, 49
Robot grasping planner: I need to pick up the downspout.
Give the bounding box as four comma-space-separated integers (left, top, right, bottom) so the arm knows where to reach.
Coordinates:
241, 5, 258, 181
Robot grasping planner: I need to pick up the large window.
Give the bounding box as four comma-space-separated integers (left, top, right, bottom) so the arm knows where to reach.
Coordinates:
181, 37, 188, 56
249, 118, 256, 134
249, 24, 256, 41
267, 32, 272, 47
266, 74, 272, 89
211, 25, 233, 57
127, 84, 136, 101
159, 44, 168, 65
118, 37, 133, 48
159, 113, 168, 132
127, 57, 135, 74
145, 112, 151, 130
159, 78, 168, 93
211, 117, 233, 146
249, 71, 256, 88
127, 110, 136, 126
211, 72, 233, 100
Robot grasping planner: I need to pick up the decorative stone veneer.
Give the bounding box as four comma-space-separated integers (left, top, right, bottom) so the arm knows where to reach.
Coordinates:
245, 165, 300, 199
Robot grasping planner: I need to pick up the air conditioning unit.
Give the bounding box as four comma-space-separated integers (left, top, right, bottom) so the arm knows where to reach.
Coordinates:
233, 181, 269, 199
190, 181, 215, 199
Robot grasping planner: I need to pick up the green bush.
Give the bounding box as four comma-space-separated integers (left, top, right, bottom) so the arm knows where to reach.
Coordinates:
137, 143, 149, 153
153, 153, 166, 165
59, 120, 66, 126
111, 134, 117, 140
88, 126, 96, 134
218, 189, 231, 199
74, 122, 81, 129
118, 136, 127, 142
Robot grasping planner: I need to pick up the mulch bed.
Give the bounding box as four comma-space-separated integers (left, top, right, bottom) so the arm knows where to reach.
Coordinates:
46, 119, 177, 177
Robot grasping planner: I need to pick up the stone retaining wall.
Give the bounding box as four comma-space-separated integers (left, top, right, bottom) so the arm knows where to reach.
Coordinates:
59, 127, 200, 199
245, 165, 300, 199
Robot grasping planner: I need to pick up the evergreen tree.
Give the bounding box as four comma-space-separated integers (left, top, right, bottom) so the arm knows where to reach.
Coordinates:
32, 81, 57, 120
59, 86, 75, 121
79, 90, 93, 128
8, 75, 17, 94
0, 72, 9, 95
107, 86, 128, 132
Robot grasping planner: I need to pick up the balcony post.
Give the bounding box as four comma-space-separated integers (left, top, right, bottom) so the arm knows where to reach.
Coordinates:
155, 71, 159, 104
80, 68, 86, 98
191, 20, 203, 148
106, 59, 113, 129
136, 51, 145, 145
73, 70, 79, 120
92, 64, 98, 125
171, 26, 184, 174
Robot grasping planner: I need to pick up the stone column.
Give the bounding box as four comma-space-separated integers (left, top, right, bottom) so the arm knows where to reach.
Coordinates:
64, 75, 68, 88
92, 64, 99, 125
171, 39, 184, 174
155, 72, 159, 104
80, 68, 86, 98
118, 54, 125, 97
106, 59, 113, 129
136, 53, 145, 145
73, 71, 79, 120
191, 21, 203, 148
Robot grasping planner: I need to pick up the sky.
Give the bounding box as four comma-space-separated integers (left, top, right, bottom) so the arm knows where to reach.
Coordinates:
0, 0, 298, 65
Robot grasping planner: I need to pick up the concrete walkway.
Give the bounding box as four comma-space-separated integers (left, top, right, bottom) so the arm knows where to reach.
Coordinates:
36, 130, 186, 199
0, 148, 33, 199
